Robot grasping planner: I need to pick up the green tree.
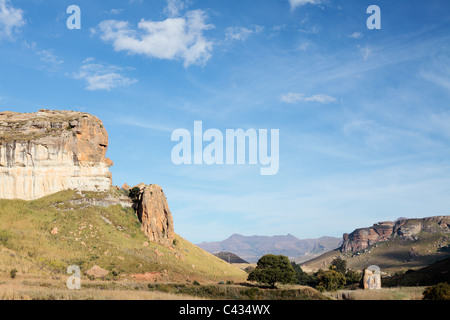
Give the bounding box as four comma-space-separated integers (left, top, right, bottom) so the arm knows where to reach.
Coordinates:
329, 257, 347, 274
423, 283, 450, 300
315, 269, 346, 292
247, 254, 296, 288
291, 262, 317, 286
345, 269, 361, 286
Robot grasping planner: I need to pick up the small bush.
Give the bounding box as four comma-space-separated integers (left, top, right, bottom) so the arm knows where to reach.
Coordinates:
423, 283, 450, 300
315, 269, 346, 292
10, 269, 18, 279
193, 281, 200, 286
345, 270, 361, 286
129, 187, 141, 201
0, 230, 11, 246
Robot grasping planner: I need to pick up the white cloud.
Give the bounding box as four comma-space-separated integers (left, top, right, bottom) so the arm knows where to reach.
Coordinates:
37, 49, 63, 65
108, 9, 123, 15
423, 72, 450, 91
281, 92, 336, 104
0, 0, 25, 39
298, 25, 319, 34
225, 25, 263, 42
350, 32, 363, 39
165, 0, 190, 17
289, 0, 322, 10
73, 61, 137, 91
296, 42, 309, 51
96, 10, 214, 67
359, 45, 372, 61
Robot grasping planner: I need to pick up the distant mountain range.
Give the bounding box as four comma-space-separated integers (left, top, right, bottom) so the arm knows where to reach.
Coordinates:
214, 252, 249, 264
197, 234, 342, 263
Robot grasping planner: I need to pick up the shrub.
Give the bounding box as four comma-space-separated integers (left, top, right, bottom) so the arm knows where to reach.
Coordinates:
423, 283, 450, 300
193, 280, 200, 286
244, 266, 255, 274
315, 269, 346, 292
129, 187, 141, 201
291, 262, 317, 286
10, 269, 18, 279
0, 230, 11, 246
329, 257, 347, 274
345, 270, 362, 286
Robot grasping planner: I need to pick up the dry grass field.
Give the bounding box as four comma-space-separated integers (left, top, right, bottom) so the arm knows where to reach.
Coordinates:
325, 287, 426, 300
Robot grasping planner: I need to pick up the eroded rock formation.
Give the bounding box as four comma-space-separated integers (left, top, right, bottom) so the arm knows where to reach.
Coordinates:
133, 183, 175, 246
341, 216, 450, 252
0, 110, 113, 200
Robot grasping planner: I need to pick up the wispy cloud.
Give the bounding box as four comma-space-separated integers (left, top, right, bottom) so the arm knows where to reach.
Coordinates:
289, 0, 322, 10
422, 68, 450, 91
73, 60, 137, 91
349, 32, 363, 39
108, 9, 123, 15
94, 10, 214, 67
0, 0, 25, 40
225, 25, 263, 42
112, 115, 174, 133
359, 45, 373, 61
37, 49, 63, 66
165, 0, 190, 17
281, 92, 336, 104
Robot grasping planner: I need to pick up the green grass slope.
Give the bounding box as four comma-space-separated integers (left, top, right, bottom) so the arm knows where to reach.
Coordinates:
0, 190, 247, 283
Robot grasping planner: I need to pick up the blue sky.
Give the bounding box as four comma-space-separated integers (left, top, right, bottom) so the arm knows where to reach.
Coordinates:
1, 0, 450, 243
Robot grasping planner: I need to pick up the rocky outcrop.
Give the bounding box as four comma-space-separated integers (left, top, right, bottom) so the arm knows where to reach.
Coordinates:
133, 184, 175, 246
341, 216, 450, 253
86, 266, 109, 278
0, 110, 113, 200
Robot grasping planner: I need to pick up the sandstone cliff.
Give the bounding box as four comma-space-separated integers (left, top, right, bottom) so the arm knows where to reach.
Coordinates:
341, 216, 450, 252
0, 110, 113, 200
133, 183, 175, 246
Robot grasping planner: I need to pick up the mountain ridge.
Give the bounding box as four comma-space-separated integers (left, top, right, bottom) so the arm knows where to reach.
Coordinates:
198, 233, 342, 263
301, 215, 450, 273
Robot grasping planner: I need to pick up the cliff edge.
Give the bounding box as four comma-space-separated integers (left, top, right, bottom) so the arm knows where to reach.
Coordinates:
341, 216, 450, 252
0, 109, 113, 200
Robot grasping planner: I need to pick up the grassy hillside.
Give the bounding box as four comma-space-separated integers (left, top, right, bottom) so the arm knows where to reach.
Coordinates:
383, 257, 450, 287
0, 190, 247, 284
301, 233, 450, 275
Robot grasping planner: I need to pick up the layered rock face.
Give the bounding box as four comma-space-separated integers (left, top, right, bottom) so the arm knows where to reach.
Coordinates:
134, 184, 175, 245
0, 110, 113, 200
341, 216, 450, 253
